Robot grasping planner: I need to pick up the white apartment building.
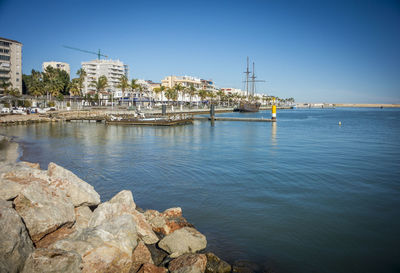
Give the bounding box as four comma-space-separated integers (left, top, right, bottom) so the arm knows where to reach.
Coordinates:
42, 61, 70, 75
0, 37, 22, 95
220, 88, 246, 97
161, 75, 217, 91
81, 59, 128, 95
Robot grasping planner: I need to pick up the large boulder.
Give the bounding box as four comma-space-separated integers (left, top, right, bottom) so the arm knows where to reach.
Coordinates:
74, 206, 93, 230
13, 181, 75, 243
158, 227, 207, 258
89, 190, 159, 244
131, 241, 154, 273
0, 177, 24, 200
21, 248, 82, 273
205, 253, 231, 273
47, 162, 100, 207
137, 263, 168, 273
169, 254, 207, 273
0, 200, 34, 273
0, 164, 50, 200
145, 208, 194, 236
52, 214, 138, 272
82, 245, 132, 273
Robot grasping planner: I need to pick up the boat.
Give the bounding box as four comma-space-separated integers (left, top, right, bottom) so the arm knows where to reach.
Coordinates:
105, 113, 193, 126
235, 101, 261, 112
234, 57, 263, 112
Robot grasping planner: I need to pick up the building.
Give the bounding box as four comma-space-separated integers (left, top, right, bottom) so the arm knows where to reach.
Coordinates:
81, 59, 128, 95
0, 37, 22, 95
42, 61, 70, 75
220, 88, 246, 97
161, 75, 217, 91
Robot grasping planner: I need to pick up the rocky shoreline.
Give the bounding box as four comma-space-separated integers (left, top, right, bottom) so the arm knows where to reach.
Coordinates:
0, 137, 272, 273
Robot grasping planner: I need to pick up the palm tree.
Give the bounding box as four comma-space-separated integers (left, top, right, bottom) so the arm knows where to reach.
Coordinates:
1, 80, 11, 95
173, 83, 184, 107
130, 79, 139, 107
187, 84, 196, 108
77, 68, 86, 97
90, 75, 108, 106
216, 90, 225, 106
198, 89, 208, 106
153, 86, 165, 103
117, 75, 129, 104
164, 87, 177, 105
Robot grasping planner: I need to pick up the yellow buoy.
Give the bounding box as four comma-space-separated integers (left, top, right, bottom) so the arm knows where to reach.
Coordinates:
339, 121, 341, 125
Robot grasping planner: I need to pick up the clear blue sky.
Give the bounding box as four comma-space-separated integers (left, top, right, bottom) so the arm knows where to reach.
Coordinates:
1, 0, 399, 103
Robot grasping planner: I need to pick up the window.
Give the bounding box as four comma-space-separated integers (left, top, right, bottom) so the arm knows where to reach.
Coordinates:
16, 78, 19, 82
0, 41, 10, 47
0, 55, 10, 61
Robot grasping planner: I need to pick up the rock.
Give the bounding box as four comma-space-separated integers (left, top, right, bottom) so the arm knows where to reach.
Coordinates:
137, 263, 167, 273
52, 214, 138, 272
74, 206, 93, 230
47, 162, 100, 207
110, 190, 136, 209
158, 227, 207, 258
205, 253, 231, 273
0, 164, 51, 200
35, 225, 75, 248
146, 244, 169, 266
89, 190, 158, 244
20, 161, 41, 169
145, 208, 194, 236
55, 214, 138, 255
163, 207, 182, 217
131, 210, 159, 244
21, 248, 82, 273
13, 181, 75, 243
169, 254, 207, 273
131, 241, 154, 273
0, 177, 24, 200
0, 200, 34, 273
232, 261, 260, 273
82, 244, 132, 273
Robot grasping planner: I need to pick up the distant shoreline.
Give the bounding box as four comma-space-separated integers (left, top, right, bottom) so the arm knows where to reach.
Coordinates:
333, 103, 400, 108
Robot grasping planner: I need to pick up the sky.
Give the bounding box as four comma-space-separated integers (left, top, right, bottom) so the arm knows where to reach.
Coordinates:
1, 0, 399, 103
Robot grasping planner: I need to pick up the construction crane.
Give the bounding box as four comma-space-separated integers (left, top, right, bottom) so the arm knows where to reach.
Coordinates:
63, 45, 108, 60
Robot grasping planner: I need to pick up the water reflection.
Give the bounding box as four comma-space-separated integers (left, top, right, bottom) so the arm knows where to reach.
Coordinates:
271, 122, 277, 146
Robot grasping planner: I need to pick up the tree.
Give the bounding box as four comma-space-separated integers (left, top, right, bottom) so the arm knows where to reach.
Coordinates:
24, 70, 45, 98
216, 90, 225, 106
76, 68, 86, 96
187, 84, 196, 107
153, 86, 165, 102
90, 75, 108, 105
117, 75, 129, 103
130, 79, 139, 106
173, 83, 184, 105
1, 80, 11, 95
164, 87, 177, 104
198, 89, 208, 103
68, 78, 80, 97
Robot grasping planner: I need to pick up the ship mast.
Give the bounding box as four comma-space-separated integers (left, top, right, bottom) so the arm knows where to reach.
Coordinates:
251, 62, 256, 97
244, 57, 251, 99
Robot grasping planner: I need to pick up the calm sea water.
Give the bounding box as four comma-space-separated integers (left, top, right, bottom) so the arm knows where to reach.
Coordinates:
1, 108, 400, 273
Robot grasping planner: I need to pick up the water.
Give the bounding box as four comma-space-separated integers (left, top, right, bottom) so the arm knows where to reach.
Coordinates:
1, 108, 400, 273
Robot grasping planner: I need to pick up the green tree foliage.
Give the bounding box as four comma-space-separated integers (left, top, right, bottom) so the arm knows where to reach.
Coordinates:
117, 75, 129, 99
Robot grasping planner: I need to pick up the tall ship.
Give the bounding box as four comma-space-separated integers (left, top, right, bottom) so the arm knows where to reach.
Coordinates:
234, 57, 263, 112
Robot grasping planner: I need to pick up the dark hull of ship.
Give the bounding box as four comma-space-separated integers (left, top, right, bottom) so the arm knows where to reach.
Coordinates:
234, 102, 261, 112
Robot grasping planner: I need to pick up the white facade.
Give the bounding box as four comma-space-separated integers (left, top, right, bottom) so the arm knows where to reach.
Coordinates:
0, 37, 22, 94
81, 59, 128, 95
42, 61, 70, 75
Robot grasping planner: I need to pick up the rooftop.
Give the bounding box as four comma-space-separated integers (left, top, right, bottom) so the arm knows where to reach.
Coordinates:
0, 37, 22, 44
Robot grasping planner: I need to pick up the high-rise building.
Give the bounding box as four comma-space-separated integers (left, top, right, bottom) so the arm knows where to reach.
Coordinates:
81, 59, 128, 95
0, 37, 22, 95
42, 61, 70, 75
